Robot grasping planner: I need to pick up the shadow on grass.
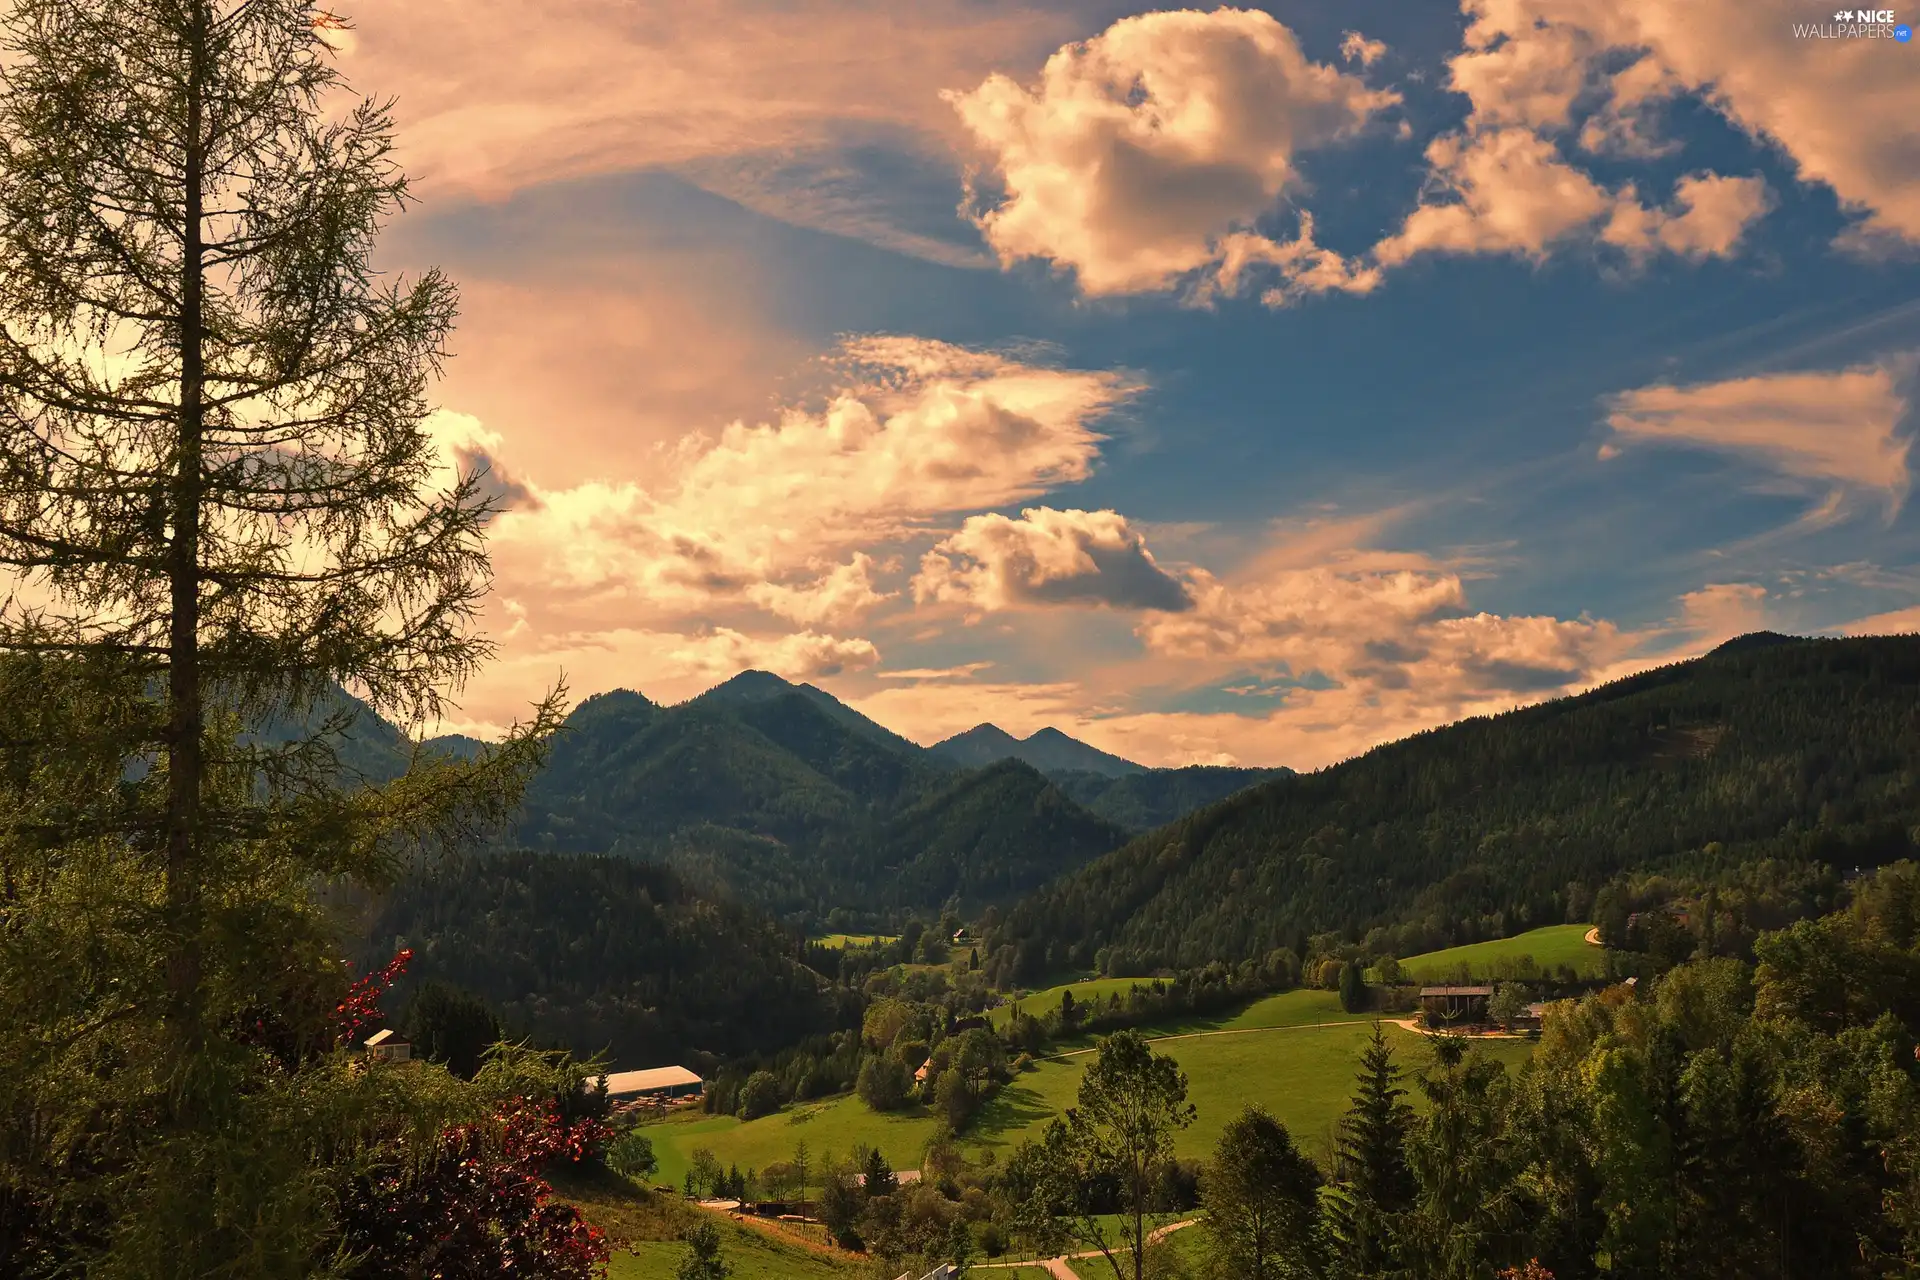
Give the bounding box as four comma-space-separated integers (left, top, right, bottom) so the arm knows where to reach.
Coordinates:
965, 1080, 1061, 1150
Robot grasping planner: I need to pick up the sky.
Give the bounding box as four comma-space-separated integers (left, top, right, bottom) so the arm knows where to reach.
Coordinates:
340, 0, 1920, 769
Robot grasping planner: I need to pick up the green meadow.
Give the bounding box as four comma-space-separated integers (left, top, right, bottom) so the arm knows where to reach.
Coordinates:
613, 1230, 857, 1280
640, 987, 1533, 1187
1386, 923, 1603, 982
986, 976, 1154, 1026
810, 934, 898, 949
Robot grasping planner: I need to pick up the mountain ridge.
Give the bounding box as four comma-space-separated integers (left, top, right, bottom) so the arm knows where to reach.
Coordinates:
931, 720, 1147, 778
982, 632, 1920, 979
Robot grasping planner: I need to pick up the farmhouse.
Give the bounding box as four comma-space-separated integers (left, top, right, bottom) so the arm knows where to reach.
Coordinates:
362, 1029, 411, 1062
1419, 985, 1493, 1023
595, 1065, 703, 1101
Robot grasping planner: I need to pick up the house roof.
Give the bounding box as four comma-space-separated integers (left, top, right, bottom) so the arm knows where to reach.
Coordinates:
1419, 985, 1495, 997
596, 1065, 702, 1095
363, 1029, 408, 1047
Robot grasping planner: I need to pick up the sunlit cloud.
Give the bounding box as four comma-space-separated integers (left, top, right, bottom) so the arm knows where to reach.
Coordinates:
913, 507, 1194, 613
1603, 364, 1912, 511
948, 7, 1397, 299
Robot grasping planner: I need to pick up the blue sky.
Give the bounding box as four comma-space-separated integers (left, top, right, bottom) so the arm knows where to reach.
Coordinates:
348, 0, 1920, 767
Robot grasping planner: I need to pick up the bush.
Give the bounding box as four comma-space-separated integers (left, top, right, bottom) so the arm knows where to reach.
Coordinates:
857, 1055, 912, 1112
608, 1129, 658, 1180
737, 1070, 783, 1120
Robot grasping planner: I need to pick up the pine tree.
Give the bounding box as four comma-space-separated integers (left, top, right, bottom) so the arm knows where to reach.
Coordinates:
1328, 1023, 1416, 1277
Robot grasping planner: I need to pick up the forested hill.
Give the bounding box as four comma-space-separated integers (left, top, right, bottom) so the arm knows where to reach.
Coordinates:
985, 633, 1920, 978
1049, 764, 1290, 831
363, 851, 857, 1068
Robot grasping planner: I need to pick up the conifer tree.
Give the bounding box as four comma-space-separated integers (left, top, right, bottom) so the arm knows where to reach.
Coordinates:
1328, 1024, 1417, 1277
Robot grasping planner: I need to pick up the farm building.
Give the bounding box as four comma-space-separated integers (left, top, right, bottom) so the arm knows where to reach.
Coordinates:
1419, 985, 1493, 1023
595, 1065, 703, 1101
362, 1029, 411, 1062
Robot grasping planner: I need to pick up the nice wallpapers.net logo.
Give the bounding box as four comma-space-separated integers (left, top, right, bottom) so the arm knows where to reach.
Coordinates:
1794, 8, 1914, 37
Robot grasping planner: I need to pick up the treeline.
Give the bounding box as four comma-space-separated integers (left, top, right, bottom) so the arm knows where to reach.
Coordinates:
986, 635, 1920, 976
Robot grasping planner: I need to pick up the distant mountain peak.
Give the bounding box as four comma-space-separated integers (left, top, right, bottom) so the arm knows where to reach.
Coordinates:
930, 722, 1144, 778
704, 669, 796, 697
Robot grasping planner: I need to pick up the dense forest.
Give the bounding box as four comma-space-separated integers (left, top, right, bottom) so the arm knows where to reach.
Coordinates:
362, 852, 860, 1069
1049, 763, 1288, 831
985, 634, 1920, 977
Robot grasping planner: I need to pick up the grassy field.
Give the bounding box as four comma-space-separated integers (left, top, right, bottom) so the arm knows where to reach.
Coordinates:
811, 933, 897, 949
562, 1171, 863, 1279
1387, 923, 1603, 982
987, 976, 1153, 1026
641, 987, 1534, 1187
614, 1230, 857, 1279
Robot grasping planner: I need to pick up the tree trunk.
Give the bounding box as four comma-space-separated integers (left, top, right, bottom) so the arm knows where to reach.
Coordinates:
165, 6, 208, 1055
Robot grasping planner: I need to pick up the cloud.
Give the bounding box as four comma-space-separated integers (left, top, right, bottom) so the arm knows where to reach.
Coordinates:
947, 7, 1397, 297
1604, 364, 1911, 508
1430, 0, 1920, 249
1601, 173, 1774, 262
463, 336, 1136, 635
1838, 604, 1920, 637
668, 628, 880, 679
1371, 128, 1770, 269
913, 507, 1194, 612
344, 0, 1076, 252
1340, 31, 1388, 68
1678, 582, 1772, 644
747, 554, 893, 626
1136, 556, 1630, 715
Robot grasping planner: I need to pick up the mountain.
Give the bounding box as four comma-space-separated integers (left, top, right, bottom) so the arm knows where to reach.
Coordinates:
1049, 764, 1291, 831
986, 633, 1920, 976
931, 722, 1145, 777
507, 678, 1128, 921
692, 669, 925, 757
875, 759, 1131, 906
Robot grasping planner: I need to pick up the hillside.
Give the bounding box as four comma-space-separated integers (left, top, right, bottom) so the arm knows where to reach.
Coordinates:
931, 723, 1145, 777
364, 851, 859, 1068
986, 634, 1920, 974
1049, 763, 1289, 830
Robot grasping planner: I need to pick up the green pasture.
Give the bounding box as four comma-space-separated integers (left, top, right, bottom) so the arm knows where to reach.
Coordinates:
641, 989, 1534, 1187
811, 933, 898, 950
613, 1227, 857, 1279
1385, 924, 1603, 982
987, 976, 1151, 1026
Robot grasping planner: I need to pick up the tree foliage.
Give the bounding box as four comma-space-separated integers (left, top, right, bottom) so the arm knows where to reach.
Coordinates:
1203, 1106, 1323, 1280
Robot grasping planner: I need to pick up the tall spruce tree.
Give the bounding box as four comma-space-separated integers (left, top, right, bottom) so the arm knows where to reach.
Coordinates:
1328, 1023, 1417, 1278
0, 2, 559, 1273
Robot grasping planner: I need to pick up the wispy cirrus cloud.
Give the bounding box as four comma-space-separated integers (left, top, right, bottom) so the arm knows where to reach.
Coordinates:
1602, 364, 1912, 511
